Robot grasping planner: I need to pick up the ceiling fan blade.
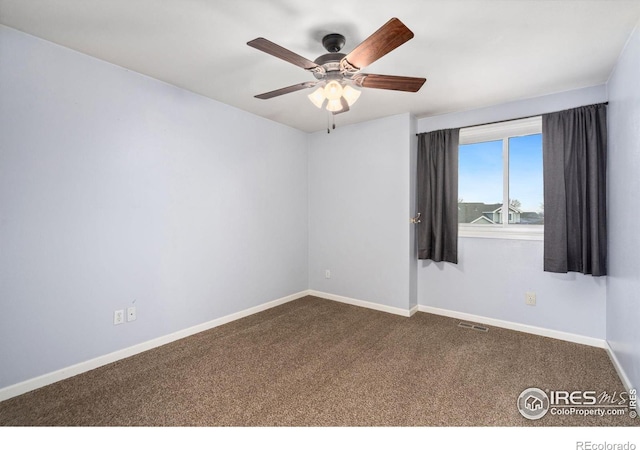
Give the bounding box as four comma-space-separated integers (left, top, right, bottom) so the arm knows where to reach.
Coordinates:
342, 18, 414, 71
254, 81, 318, 99
247, 38, 319, 71
355, 74, 426, 92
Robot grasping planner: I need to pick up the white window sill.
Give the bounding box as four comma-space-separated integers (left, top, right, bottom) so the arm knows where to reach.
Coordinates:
459, 225, 544, 241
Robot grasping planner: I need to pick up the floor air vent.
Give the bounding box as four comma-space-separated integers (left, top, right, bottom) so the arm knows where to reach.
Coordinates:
458, 322, 489, 332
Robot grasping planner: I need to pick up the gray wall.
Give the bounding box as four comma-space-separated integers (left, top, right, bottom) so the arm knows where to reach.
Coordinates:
0, 26, 309, 389
308, 114, 413, 311
607, 22, 640, 389
416, 86, 609, 339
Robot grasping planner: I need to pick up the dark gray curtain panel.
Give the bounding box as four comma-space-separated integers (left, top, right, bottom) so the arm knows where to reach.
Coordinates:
542, 103, 607, 276
416, 128, 460, 263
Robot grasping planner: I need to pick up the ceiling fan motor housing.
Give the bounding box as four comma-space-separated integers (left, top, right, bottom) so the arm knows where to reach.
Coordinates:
314, 34, 351, 83
312, 53, 347, 81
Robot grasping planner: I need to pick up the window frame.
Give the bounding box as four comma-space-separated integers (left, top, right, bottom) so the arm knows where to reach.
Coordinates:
458, 116, 543, 241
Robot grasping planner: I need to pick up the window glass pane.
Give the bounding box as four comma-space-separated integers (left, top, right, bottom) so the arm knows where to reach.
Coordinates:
508, 134, 544, 225
458, 140, 504, 224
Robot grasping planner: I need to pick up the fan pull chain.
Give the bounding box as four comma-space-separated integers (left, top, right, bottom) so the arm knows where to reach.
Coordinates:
326, 112, 337, 134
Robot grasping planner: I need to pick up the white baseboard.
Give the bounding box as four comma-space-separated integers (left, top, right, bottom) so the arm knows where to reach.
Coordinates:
308, 290, 413, 317
2, 290, 624, 404
605, 342, 635, 393
304, 293, 607, 351
418, 304, 607, 349
0, 290, 310, 402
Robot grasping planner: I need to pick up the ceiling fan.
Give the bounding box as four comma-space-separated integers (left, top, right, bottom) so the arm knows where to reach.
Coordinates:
247, 18, 426, 116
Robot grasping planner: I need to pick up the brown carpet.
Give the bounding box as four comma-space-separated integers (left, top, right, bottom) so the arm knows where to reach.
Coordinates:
0, 296, 636, 426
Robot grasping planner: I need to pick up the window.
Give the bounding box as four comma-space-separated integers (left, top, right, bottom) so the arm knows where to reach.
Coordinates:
458, 116, 543, 239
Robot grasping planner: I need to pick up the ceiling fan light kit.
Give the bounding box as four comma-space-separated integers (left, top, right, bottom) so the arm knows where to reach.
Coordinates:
307, 80, 362, 112
247, 18, 426, 122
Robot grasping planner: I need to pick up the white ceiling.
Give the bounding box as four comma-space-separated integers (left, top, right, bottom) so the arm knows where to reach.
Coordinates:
1, 0, 639, 133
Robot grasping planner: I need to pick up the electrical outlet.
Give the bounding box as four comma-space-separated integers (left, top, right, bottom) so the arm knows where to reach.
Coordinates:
525, 292, 536, 306
325, 269, 331, 279
127, 306, 136, 322
114, 309, 124, 325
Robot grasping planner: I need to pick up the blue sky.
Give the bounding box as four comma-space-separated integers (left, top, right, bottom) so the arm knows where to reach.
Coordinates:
458, 134, 543, 213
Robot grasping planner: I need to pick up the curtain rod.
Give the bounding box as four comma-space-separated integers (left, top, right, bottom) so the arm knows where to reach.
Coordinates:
415, 102, 608, 136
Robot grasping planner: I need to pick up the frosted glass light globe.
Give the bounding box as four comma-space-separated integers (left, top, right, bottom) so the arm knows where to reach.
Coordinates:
324, 81, 343, 101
